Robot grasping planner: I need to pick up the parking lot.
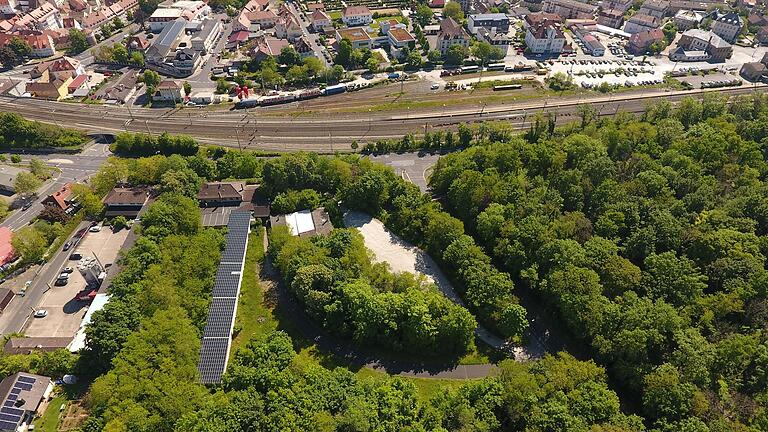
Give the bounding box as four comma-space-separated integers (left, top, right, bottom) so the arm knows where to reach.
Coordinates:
23, 226, 129, 339
676, 72, 743, 89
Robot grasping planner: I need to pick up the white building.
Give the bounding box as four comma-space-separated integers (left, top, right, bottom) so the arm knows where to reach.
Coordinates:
341, 5, 372, 26
310, 9, 331, 31
525, 22, 566, 54
191, 17, 221, 54
148, 0, 209, 31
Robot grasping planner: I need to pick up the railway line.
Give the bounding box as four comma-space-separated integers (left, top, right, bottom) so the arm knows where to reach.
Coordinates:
0, 84, 764, 152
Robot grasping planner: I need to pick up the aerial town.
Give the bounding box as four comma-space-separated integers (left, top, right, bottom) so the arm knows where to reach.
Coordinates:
0, 0, 766, 104
0, 0, 767, 427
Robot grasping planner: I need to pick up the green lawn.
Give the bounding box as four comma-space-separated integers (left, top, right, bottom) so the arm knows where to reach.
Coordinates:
34, 394, 66, 432
232, 228, 482, 402
231, 228, 270, 351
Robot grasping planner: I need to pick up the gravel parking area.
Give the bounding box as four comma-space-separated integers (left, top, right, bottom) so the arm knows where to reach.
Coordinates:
344, 211, 459, 301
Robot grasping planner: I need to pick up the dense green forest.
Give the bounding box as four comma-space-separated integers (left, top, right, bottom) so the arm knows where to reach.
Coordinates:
429, 93, 768, 431
36, 93, 768, 430
268, 226, 477, 355
0, 112, 88, 149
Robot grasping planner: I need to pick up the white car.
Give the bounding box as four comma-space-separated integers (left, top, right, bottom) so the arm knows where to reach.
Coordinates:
33, 309, 48, 318
430, 83, 440, 90
89, 225, 101, 233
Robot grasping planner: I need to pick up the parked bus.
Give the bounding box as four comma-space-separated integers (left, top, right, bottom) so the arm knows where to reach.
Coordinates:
460, 65, 480, 74
486, 63, 506, 71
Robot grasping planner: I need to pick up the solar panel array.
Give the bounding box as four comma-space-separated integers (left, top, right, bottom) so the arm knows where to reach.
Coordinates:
0, 375, 37, 430
198, 211, 251, 384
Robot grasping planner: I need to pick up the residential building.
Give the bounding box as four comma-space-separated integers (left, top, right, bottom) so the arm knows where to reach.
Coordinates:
14, 2, 61, 30
0, 32, 55, 57
293, 36, 314, 58
468, 13, 510, 33
341, 5, 372, 26
0, 0, 18, 15
198, 182, 246, 207
628, 27, 664, 53
0, 227, 12, 268
25, 70, 71, 99
638, 0, 668, 18
0, 165, 26, 194
525, 21, 566, 53
757, 26, 768, 45
711, 11, 742, 42
336, 26, 372, 49
248, 9, 277, 28
155, 80, 183, 101
310, 8, 330, 31
668, 0, 709, 13
42, 183, 75, 212
387, 25, 415, 57
523, 11, 563, 28
747, 12, 767, 28
436, 17, 470, 54
0, 372, 53, 431
623, 13, 660, 34
674, 29, 732, 61
740, 61, 766, 81
125, 34, 150, 52
30, 56, 83, 79
251, 36, 289, 60
601, 0, 633, 13
275, 14, 302, 41
102, 186, 149, 217
542, 0, 597, 19
571, 23, 605, 55
597, 8, 623, 28
674, 9, 703, 30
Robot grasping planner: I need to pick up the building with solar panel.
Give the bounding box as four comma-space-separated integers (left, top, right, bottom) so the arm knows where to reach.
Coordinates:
0, 372, 52, 431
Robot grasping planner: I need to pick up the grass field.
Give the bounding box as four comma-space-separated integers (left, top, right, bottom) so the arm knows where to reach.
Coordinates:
232, 228, 482, 401
35, 395, 65, 432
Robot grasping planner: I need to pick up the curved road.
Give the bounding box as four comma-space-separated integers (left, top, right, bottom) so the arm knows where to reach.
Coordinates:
0, 85, 764, 152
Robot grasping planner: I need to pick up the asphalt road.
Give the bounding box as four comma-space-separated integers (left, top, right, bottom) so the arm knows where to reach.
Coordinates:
0, 85, 764, 151
1, 143, 111, 232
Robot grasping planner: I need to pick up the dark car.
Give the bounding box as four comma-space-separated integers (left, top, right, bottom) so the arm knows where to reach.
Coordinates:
21, 202, 32, 211
63, 241, 72, 251
54, 277, 68, 286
